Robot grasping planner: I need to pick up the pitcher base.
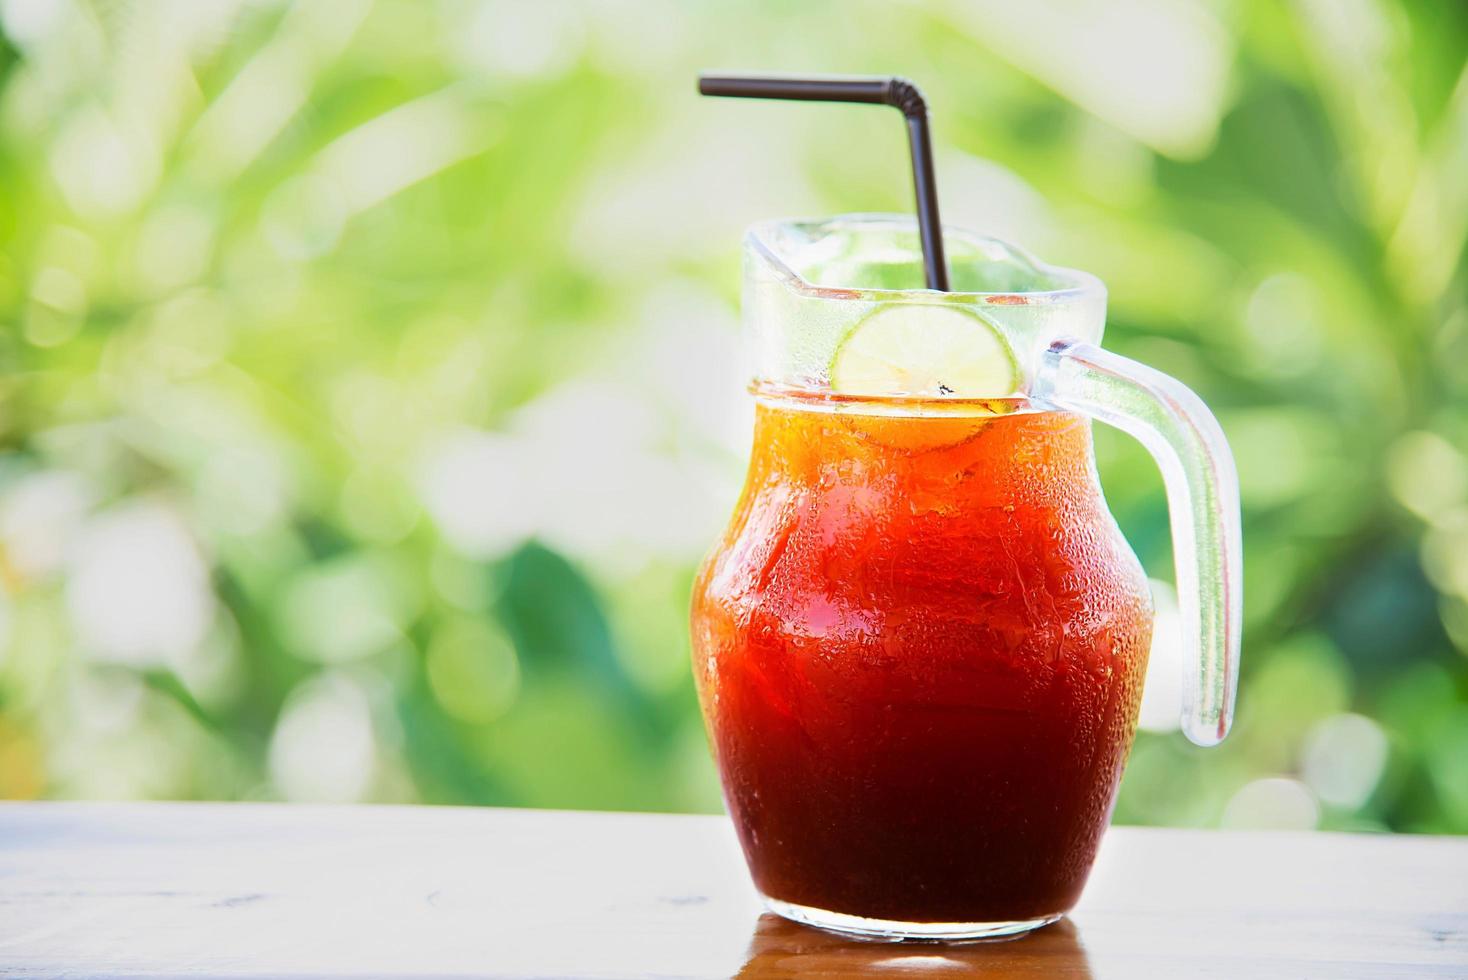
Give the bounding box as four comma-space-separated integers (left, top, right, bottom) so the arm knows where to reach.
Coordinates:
763, 895, 1063, 943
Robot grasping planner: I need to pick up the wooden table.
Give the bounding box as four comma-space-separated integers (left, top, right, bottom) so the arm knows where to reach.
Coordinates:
0, 803, 1464, 978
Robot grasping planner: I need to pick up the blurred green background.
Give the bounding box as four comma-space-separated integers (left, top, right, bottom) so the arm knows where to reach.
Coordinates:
0, 0, 1465, 833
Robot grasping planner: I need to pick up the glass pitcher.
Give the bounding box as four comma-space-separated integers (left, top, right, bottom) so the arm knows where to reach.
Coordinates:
690, 214, 1242, 941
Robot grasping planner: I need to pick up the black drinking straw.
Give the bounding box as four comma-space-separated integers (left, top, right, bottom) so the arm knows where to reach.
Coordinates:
698, 73, 950, 292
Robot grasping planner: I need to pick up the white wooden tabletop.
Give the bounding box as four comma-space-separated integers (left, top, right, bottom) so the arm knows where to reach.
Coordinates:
1, 802, 1465, 978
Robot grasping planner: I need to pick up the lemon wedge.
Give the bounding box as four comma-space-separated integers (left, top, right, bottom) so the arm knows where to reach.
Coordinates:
829, 304, 1018, 398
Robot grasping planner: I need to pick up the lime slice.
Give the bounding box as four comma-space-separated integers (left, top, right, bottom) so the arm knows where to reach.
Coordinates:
829, 304, 1018, 398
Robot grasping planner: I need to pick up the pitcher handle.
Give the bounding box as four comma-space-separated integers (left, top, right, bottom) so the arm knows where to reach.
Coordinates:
1032, 339, 1242, 746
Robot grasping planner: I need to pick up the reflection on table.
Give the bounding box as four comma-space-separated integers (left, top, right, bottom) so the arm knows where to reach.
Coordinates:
736, 913, 1093, 979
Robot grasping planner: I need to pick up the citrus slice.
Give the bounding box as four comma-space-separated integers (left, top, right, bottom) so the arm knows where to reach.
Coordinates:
829, 304, 1018, 398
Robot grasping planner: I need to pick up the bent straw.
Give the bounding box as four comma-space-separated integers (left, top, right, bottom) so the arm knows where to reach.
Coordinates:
698, 73, 950, 292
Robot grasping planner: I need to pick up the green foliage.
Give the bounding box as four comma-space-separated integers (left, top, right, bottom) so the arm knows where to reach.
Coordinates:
0, 0, 1463, 832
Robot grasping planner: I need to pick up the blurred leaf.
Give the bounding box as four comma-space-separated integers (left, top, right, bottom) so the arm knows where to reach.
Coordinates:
497, 541, 646, 716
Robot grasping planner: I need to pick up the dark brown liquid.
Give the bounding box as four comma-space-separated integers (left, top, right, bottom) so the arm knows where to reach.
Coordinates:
691, 402, 1152, 923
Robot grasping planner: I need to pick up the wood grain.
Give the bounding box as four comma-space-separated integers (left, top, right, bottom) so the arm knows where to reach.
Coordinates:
0, 803, 1463, 978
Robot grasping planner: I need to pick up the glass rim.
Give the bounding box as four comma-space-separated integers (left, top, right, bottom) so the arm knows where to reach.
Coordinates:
744, 213, 1106, 307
